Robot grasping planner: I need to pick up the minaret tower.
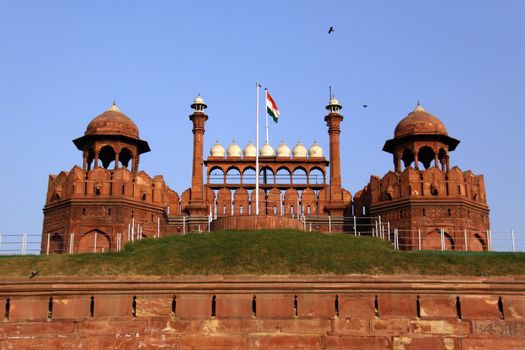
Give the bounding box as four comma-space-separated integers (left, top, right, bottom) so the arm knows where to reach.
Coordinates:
187, 95, 209, 217
324, 97, 346, 216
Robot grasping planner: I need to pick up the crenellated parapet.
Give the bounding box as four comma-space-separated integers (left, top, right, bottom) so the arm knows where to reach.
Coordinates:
45, 166, 177, 208
367, 166, 487, 204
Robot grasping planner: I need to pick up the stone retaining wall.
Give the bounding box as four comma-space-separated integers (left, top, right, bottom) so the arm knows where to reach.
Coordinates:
210, 216, 304, 231
1, 275, 524, 349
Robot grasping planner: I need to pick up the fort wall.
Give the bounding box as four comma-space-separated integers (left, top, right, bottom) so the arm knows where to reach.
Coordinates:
1, 275, 524, 349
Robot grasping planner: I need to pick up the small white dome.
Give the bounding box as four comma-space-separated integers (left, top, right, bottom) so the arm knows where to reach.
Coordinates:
260, 142, 275, 157
292, 141, 307, 158
308, 141, 323, 157
210, 141, 225, 157
276, 141, 291, 158
329, 97, 339, 106
227, 140, 241, 157
194, 95, 204, 104
243, 141, 256, 157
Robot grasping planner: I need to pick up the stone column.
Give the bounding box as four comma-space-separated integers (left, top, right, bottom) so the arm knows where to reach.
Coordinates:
186, 96, 209, 217
132, 156, 139, 173
82, 150, 88, 171
324, 98, 346, 217
189, 111, 207, 202
395, 152, 402, 173
94, 150, 99, 168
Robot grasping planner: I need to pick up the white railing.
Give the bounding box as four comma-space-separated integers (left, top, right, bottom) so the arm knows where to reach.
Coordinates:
0, 218, 523, 255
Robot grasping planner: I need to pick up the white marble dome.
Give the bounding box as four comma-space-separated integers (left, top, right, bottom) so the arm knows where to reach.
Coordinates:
308, 141, 323, 157
260, 142, 275, 157
210, 141, 225, 157
276, 141, 291, 158
227, 140, 241, 157
194, 95, 204, 104
329, 97, 339, 106
243, 141, 256, 157
292, 141, 307, 158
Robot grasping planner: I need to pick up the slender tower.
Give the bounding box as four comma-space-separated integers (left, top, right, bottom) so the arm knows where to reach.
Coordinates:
324, 97, 346, 216
187, 95, 208, 217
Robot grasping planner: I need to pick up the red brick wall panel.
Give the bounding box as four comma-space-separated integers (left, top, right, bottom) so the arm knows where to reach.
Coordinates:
461, 296, 500, 320
136, 295, 172, 318
370, 318, 410, 335
338, 295, 375, 319
377, 294, 415, 319
256, 294, 295, 318
53, 295, 91, 319
92, 295, 132, 318
393, 336, 459, 350
253, 319, 331, 334
8, 297, 49, 321
216, 294, 253, 318
504, 296, 525, 320
176, 294, 213, 319
410, 319, 471, 336
331, 317, 370, 335
461, 337, 525, 350
248, 334, 321, 350
297, 294, 334, 318
178, 333, 247, 349
419, 295, 457, 319
323, 335, 391, 350
77, 319, 149, 336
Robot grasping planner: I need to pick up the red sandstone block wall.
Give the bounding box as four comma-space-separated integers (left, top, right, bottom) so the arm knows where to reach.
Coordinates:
1, 278, 525, 349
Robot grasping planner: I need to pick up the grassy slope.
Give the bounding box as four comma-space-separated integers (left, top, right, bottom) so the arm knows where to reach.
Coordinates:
0, 230, 524, 277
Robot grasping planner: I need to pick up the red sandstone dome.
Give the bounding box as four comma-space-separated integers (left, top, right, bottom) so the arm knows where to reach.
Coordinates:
73, 103, 150, 154
394, 104, 448, 138
85, 103, 140, 139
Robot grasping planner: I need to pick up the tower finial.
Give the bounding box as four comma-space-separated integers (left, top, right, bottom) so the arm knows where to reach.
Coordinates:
191, 94, 207, 111
414, 100, 425, 112
107, 100, 120, 112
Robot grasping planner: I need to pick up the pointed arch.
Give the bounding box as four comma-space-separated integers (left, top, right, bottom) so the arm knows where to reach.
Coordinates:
78, 229, 111, 253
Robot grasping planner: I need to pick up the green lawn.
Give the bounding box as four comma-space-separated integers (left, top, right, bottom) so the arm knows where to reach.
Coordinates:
0, 230, 524, 277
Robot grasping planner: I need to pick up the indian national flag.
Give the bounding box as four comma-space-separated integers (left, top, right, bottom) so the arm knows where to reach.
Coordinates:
266, 90, 280, 123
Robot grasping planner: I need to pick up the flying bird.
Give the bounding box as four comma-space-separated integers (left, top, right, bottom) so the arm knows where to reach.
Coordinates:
30, 270, 39, 278
328, 26, 334, 34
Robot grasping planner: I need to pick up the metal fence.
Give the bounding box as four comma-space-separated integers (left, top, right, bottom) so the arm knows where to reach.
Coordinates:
1, 220, 524, 255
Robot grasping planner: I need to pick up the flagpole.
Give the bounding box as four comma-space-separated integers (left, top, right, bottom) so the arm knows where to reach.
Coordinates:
265, 89, 269, 144
255, 82, 260, 216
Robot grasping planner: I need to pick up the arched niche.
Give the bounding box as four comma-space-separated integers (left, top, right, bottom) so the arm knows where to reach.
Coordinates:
259, 167, 275, 185
292, 167, 308, 184
418, 146, 435, 169
422, 230, 455, 250
99, 145, 116, 169
225, 167, 241, 184
78, 230, 111, 253
49, 233, 65, 254
309, 167, 324, 184
119, 148, 133, 169
402, 148, 414, 169
209, 166, 225, 184
275, 167, 291, 185
242, 167, 256, 184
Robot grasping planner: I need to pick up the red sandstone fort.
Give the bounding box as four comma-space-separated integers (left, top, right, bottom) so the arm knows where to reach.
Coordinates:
41, 96, 490, 253
3, 94, 523, 350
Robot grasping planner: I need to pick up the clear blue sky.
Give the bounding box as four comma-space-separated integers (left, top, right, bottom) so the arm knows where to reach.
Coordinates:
0, 1, 524, 244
